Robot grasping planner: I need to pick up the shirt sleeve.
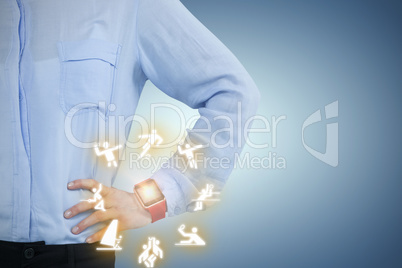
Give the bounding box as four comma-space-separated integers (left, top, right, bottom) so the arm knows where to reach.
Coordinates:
136, 0, 260, 216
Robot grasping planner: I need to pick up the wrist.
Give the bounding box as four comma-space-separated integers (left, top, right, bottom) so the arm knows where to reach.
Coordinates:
131, 192, 152, 225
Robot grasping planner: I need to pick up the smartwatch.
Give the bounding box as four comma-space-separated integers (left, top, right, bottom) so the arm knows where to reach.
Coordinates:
134, 179, 166, 223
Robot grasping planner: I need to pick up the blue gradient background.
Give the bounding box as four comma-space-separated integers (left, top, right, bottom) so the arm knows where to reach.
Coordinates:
114, 0, 402, 267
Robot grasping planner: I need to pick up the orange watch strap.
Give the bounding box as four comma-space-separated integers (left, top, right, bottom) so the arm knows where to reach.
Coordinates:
147, 199, 166, 223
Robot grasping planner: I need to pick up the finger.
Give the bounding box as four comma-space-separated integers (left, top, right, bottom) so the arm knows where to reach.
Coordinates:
64, 201, 94, 219
67, 178, 98, 191
72, 209, 117, 235
68, 179, 109, 195
85, 226, 108, 244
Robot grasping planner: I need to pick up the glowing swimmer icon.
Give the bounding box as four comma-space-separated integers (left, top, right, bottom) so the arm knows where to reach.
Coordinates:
96, 220, 122, 251
138, 130, 163, 158
94, 142, 122, 167
139, 237, 163, 268
175, 224, 205, 246
177, 143, 203, 169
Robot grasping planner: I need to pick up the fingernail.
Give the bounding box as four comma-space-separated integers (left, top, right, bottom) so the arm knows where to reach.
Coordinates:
67, 182, 74, 188
64, 210, 72, 218
86, 237, 93, 244
72, 226, 79, 234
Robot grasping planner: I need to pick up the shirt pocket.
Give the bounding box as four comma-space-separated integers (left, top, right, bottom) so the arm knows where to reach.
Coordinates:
57, 39, 121, 117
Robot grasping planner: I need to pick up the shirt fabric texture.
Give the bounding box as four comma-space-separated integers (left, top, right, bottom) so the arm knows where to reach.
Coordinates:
0, 0, 260, 244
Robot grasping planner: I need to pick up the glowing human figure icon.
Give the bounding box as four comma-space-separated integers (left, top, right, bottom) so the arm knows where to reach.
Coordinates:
87, 184, 102, 203
94, 200, 105, 211
86, 184, 105, 211
97, 220, 122, 251
199, 184, 214, 200
175, 224, 206, 246
138, 130, 163, 158
177, 143, 203, 169
194, 184, 217, 212
194, 201, 203, 212
139, 237, 163, 268
94, 142, 122, 167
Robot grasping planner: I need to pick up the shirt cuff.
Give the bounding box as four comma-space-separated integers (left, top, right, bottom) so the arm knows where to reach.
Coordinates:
151, 166, 198, 217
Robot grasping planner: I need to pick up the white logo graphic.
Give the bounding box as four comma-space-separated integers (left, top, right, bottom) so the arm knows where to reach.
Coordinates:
194, 201, 203, 212
302, 101, 338, 167
94, 142, 122, 167
193, 184, 220, 212
96, 219, 122, 251
139, 237, 163, 267
138, 130, 163, 158
175, 224, 206, 246
177, 143, 203, 169
85, 184, 105, 211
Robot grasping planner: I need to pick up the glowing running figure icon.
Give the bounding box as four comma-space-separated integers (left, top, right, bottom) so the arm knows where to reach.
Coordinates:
96, 220, 122, 251
138, 130, 163, 158
175, 224, 206, 246
94, 142, 122, 167
86, 184, 105, 211
138, 237, 163, 267
177, 143, 203, 169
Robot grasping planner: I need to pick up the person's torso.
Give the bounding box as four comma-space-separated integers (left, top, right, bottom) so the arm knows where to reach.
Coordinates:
0, 0, 146, 244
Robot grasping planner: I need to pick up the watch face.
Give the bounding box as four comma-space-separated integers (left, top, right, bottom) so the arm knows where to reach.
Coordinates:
135, 179, 165, 207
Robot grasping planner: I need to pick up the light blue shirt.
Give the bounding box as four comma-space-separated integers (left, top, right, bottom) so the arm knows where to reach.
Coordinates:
0, 0, 259, 244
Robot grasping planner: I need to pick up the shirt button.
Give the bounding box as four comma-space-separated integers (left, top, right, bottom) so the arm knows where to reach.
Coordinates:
174, 207, 181, 215
24, 248, 35, 259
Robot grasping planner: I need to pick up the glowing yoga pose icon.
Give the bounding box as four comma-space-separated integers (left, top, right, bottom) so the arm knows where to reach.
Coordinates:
138, 237, 163, 267
138, 130, 163, 158
94, 142, 122, 167
175, 224, 206, 246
